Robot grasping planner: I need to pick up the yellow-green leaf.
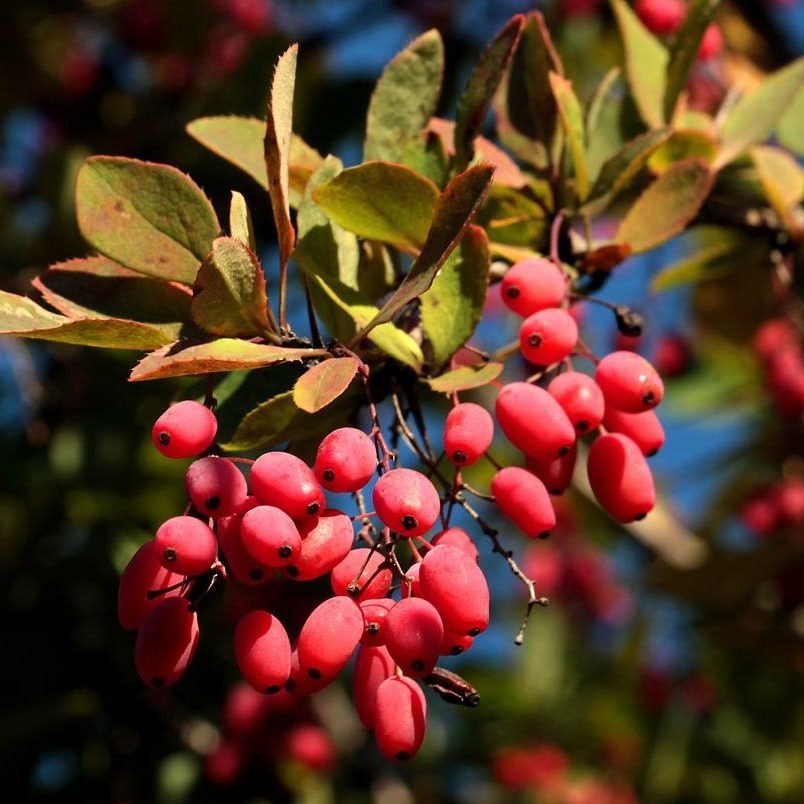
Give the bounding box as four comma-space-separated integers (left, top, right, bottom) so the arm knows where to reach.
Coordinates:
549, 71, 589, 200
750, 145, 804, 225
229, 191, 256, 251
292, 356, 361, 413
423, 362, 503, 393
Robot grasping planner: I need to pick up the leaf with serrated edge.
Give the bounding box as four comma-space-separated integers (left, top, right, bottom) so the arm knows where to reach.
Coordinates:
549, 72, 589, 200
264, 44, 298, 270
364, 29, 444, 163
313, 161, 439, 254
293, 356, 361, 413
353, 163, 494, 341
191, 237, 269, 337
584, 128, 671, 216
424, 362, 503, 393
664, 0, 722, 121
716, 58, 804, 168
0, 290, 176, 350
32, 256, 191, 329
610, 0, 668, 129
129, 339, 327, 382
76, 156, 220, 284
454, 15, 523, 169
420, 225, 489, 367
229, 191, 256, 251
616, 159, 713, 254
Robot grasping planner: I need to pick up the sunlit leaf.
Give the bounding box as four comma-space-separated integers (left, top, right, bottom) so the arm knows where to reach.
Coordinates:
292, 356, 361, 413
229, 191, 256, 251
191, 237, 270, 337
313, 161, 439, 253
423, 361, 503, 393
650, 242, 734, 292
750, 145, 804, 225
716, 57, 804, 168
129, 339, 327, 381
420, 225, 489, 367
647, 129, 717, 174
616, 159, 713, 253
454, 14, 523, 169
776, 86, 804, 156
610, 0, 668, 129
364, 29, 444, 163
75, 157, 220, 284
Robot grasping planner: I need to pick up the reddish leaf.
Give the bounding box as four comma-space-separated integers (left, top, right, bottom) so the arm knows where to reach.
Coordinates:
292, 356, 362, 413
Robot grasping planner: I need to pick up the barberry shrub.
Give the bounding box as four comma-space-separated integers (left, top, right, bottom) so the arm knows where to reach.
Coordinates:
2, 0, 802, 769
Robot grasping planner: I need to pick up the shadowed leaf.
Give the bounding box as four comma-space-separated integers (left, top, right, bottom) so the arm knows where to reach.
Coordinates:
454, 14, 523, 169
191, 237, 270, 337
75, 156, 220, 284
313, 161, 439, 253
129, 339, 327, 381
750, 145, 804, 225
647, 129, 717, 175
549, 72, 589, 200
616, 159, 713, 253
364, 29, 444, 163
293, 356, 361, 413
650, 242, 734, 292
423, 362, 503, 393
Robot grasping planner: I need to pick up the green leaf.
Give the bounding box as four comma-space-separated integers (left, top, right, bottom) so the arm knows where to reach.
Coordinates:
420, 225, 489, 367
663, 0, 722, 121
646, 129, 717, 174
223, 390, 300, 452
400, 129, 450, 188
610, 0, 668, 129
229, 191, 256, 251
777, 87, 804, 156
364, 29, 444, 163
454, 14, 523, 170
650, 242, 734, 292
750, 145, 804, 224
129, 338, 328, 382
423, 361, 503, 393
354, 163, 495, 341
583, 128, 672, 216
264, 44, 298, 272
504, 11, 563, 154
292, 356, 361, 413
75, 156, 220, 284
190, 237, 270, 337
716, 57, 804, 168
615, 159, 713, 253
548, 71, 589, 200
310, 275, 424, 370
585, 66, 620, 140
186, 116, 324, 207
32, 256, 191, 330
0, 290, 176, 350
313, 161, 439, 254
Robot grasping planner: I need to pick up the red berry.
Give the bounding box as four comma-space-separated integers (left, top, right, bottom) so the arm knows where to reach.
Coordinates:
154, 515, 218, 576
286, 645, 330, 697
135, 597, 199, 688
374, 676, 427, 762
185, 456, 248, 517
250, 451, 325, 520
595, 351, 664, 413
444, 402, 494, 467
653, 333, 692, 378
519, 308, 578, 366
314, 427, 377, 492
352, 644, 396, 729
418, 544, 489, 636
526, 444, 577, 495
587, 433, 656, 522
778, 479, 804, 526
284, 724, 337, 773
297, 596, 363, 684
500, 258, 566, 317
603, 407, 665, 456
360, 597, 395, 647
384, 597, 444, 677
740, 491, 779, 536
697, 23, 723, 61
440, 628, 474, 656
431, 527, 479, 562
118, 541, 184, 631
240, 505, 302, 567
547, 371, 605, 434
495, 382, 576, 461
330, 547, 393, 601
151, 400, 217, 459
217, 510, 269, 585
491, 467, 556, 538
285, 509, 355, 581
233, 610, 291, 693
634, 0, 684, 35
753, 318, 796, 361
373, 468, 441, 537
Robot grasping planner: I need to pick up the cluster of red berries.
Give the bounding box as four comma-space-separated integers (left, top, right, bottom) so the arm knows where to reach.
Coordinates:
494, 257, 665, 531
740, 477, 804, 538
119, 398, 492, 762
753, 316, 804, 420
634, 0, 723, 61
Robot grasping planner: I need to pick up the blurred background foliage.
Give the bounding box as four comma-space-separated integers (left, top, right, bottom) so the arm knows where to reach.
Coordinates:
1, 1, 803, 802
